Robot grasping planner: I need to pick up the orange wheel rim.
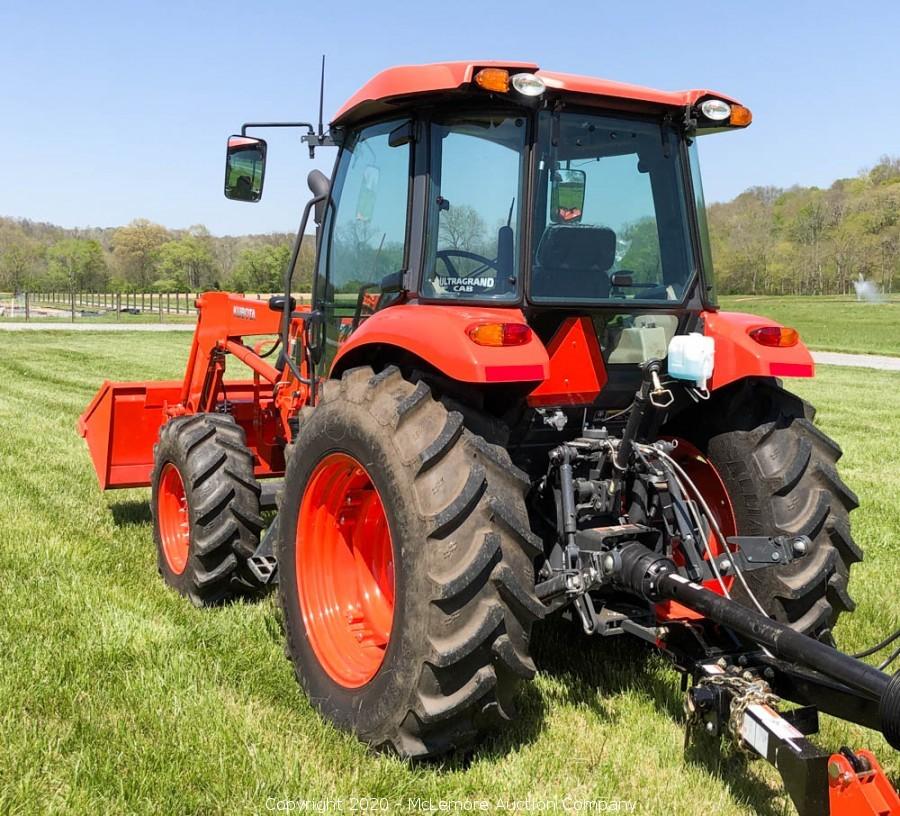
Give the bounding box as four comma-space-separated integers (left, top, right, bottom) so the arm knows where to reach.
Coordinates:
296, 452, 395, 688
158, 462, 190, 574
668, 438, 738, 595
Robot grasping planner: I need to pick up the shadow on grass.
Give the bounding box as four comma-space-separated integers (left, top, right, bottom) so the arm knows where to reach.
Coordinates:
110, 499, 152, 526
493, 615, 787, 816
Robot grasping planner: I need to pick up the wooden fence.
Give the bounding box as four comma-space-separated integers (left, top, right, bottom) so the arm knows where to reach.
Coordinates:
0, 292, 311, 322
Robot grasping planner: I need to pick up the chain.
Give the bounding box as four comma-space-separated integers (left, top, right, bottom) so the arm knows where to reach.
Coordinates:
699, 673, 781, 752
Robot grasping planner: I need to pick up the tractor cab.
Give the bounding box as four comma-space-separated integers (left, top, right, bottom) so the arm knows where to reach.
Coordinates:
226, 62, 768, 416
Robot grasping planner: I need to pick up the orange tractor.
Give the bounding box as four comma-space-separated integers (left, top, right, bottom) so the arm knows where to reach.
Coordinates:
80, 62, 900, 814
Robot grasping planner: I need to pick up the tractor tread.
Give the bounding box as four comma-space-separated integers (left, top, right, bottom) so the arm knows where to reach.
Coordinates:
418, 411, 464, 475
488, 497, 544, 559
151, 413, 266, 606
695, 380, 862, 636
428, 465, 487, 540
277, 365, 540, 759
429, 532, 501, 599
396, 380, 432, 421
191, 449, 228, 490
492, 633, 537, 679
465, 435, 531, 491
415, 666, 497, 725
828, 517, 863, 564
491, 562, 547, 621
427, 603, 505, 667
193, 552, 238, 587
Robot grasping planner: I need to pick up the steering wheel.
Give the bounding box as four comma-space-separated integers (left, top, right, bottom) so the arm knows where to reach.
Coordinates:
435, 249, 500, 278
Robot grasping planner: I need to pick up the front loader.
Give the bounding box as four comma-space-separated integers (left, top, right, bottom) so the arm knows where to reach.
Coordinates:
79, 61, 900, 814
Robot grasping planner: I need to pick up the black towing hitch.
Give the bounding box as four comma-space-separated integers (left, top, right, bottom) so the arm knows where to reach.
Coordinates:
614, 541, 900, 752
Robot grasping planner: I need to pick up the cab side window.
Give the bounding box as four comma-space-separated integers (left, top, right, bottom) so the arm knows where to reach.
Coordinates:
423, 114, 526, 300
324, 120, 411, 296
317, 120, 411, 367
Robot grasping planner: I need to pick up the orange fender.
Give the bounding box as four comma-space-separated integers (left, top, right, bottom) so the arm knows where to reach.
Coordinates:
704, 310, 815, 391
330, 304, 550, 384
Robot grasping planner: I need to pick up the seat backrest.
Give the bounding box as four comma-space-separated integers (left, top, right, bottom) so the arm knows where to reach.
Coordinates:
533, 225, 617, 300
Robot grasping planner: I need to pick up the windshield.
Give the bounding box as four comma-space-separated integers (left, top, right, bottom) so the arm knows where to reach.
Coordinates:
530, 110, 695, 305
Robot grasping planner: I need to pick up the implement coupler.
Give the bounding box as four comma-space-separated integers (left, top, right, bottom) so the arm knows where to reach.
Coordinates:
614, 542, 900, 816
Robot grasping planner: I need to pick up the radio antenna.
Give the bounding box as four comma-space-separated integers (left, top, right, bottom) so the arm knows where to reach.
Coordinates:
317, 54, 326, 139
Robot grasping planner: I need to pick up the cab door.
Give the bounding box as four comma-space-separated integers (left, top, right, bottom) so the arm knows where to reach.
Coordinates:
313, 119, 413, 376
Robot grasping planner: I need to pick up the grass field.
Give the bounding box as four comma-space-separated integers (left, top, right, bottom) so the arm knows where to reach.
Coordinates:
1, 331, 898, 815
720, 295, 900, 357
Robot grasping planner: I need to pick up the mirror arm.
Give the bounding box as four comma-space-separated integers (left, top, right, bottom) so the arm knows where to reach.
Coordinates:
240, 121, 315, 137
239, 121, 336, 158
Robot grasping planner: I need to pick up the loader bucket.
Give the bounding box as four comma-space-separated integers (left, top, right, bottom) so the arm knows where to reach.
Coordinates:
77, 380, 182, 489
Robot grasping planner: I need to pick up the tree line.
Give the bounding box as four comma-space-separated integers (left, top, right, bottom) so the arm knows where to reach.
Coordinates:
1, 155, 898, 297
708, 155, 900, 295
0, 218, 315, 295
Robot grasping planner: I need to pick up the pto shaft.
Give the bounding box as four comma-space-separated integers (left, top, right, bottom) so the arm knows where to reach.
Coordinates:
615, 542, 900, 749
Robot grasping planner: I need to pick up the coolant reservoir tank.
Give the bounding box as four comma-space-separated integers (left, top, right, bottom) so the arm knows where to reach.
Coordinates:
667, 333, 715, 389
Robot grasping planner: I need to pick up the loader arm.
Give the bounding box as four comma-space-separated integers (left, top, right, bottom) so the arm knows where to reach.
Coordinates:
78, 292, 311, 489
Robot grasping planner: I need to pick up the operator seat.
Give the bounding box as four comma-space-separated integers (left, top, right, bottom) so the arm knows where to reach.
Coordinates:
532, 225, 617, 300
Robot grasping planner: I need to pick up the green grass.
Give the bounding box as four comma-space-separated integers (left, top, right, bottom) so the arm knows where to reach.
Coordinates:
1, 331, 898, 815
720, 295, 900, 357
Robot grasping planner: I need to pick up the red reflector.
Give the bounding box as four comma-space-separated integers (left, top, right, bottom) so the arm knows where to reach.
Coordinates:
770, 362, 814, 378
484, 364, 545, 382
467, 322, 533, 346
750, 326, 800, 347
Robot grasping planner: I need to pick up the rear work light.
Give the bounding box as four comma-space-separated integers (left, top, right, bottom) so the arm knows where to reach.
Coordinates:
699, 99, 753, 128
749, 326, 800, 348
467, 322, 533, 347
510, 72, 545, 96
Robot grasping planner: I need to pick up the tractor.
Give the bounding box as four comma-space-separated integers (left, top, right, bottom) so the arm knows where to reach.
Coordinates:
80, 61, 900, 815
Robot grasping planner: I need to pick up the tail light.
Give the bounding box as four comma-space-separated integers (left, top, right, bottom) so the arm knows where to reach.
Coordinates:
474, 68, 510, 93
467, 322, 532, 347
749, 326, 800, 348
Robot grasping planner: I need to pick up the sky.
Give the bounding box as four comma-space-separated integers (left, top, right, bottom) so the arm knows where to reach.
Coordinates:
1, 0, 898, 236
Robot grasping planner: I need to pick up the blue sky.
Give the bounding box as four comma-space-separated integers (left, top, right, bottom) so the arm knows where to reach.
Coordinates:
2, 0, 897, 235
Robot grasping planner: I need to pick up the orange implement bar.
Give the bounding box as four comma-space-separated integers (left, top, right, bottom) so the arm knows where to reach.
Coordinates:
829, 750, 900, 815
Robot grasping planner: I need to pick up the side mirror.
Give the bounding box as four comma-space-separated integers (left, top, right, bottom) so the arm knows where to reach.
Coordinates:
268, 294, 296, 313
225, 135, 267, 202
550, 168, 586, 224
307, 170, 330, 225
380, 270, 405, 294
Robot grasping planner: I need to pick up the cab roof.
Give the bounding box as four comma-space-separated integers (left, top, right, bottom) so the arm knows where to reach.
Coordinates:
332, 60, 739, 125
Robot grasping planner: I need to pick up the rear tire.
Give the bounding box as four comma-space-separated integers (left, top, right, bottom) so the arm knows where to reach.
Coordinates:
151, 413, 265, 606
673, 379, 861, 638
278, 366, 543, 758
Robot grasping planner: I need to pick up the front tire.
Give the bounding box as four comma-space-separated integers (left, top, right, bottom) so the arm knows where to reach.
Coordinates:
151, 413, 265, 606
278, 366, 543, 758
